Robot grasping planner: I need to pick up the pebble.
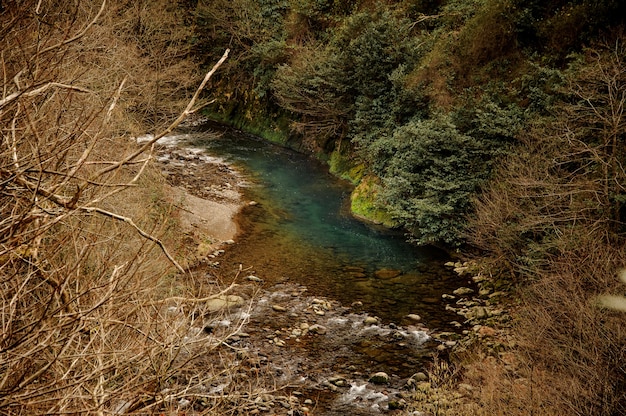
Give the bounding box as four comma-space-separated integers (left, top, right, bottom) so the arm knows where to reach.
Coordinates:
364, 316, 379, 325
406, 314, 422, 322
272, 304, 287, 312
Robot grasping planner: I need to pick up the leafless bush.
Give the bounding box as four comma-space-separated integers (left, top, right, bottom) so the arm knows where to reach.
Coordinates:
467, 36, 626, 415
0, 2, 272, 414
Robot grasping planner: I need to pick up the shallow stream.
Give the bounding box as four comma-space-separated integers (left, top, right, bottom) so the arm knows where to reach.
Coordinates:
190, 126, 464, 331
179, 125, 481, 414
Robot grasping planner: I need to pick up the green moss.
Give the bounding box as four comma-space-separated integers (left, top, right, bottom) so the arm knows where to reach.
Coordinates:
204, 98, 292, 146
328, 149, 366, 184
350, 175, 396, 227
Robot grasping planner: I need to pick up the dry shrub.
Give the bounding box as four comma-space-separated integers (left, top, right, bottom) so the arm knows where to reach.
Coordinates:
407, 37, 456, 111
0, 2, 270, 414
466, 36, 626, 415
457, 235, 626, 416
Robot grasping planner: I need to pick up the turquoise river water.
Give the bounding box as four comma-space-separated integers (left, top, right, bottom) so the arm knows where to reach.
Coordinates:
191, 126, 464, 330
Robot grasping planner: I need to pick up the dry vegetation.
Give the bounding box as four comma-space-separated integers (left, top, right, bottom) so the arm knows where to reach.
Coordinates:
0, 2, 266, 414
457, 38, 626, 416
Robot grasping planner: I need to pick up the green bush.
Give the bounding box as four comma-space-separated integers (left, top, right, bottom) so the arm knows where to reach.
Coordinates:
376, 116, 504, 245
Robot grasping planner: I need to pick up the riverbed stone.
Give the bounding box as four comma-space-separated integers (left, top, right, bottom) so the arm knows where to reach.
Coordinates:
369, 371, 390, 384
206, 295, 245, 312
364, 316, 379, 325
328, 376, 348, 387
388, 399, 407, 410
308, 324, 327, 335
374, 268, 402, 279
406, 314, 422, 322
453, 287, 474, 296
413, 372, 428, 382
344, 265, 365, 272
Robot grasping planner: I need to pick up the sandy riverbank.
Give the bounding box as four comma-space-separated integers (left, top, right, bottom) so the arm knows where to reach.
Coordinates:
144, 132, 246, 255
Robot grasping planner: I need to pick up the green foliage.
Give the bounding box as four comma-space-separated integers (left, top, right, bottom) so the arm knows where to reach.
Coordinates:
331, 11, 420, 98
375, 116, 505, 245
251, 40, 290, 99
193, 0, 625, 249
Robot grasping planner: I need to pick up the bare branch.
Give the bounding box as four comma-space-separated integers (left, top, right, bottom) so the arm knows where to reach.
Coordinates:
81, 206, 185, 274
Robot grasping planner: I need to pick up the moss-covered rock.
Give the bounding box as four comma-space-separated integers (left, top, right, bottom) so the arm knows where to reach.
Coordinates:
350, 175, 396, 227
328, 149, 365, 184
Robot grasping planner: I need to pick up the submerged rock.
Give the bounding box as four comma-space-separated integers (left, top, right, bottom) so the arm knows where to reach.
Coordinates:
374, 268, 402, 279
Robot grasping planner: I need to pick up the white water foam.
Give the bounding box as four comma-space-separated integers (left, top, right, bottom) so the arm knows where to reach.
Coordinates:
135, 133, 191, 146
340, 383, 389, 409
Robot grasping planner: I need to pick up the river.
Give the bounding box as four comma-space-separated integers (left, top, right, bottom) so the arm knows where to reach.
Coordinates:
189, 125, 463, 331
178, 125, 473, 414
